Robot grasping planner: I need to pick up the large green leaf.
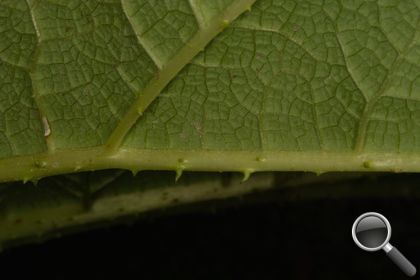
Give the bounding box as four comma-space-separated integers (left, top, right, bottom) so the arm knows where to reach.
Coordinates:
0, 0, 419, 181
0, 0, 420, 246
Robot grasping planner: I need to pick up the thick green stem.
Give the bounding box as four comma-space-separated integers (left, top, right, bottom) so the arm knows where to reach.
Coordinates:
0, 148, 419, 183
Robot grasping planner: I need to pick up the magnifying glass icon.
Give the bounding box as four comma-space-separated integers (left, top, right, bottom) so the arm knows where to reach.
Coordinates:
352, 212, 416, 277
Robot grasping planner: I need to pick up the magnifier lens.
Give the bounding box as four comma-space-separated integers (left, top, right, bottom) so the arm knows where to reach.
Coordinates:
355, 216, 388, 248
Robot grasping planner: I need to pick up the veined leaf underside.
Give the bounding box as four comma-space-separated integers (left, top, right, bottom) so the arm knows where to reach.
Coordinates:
0, 0, 419, 183
0, 0, 419, 248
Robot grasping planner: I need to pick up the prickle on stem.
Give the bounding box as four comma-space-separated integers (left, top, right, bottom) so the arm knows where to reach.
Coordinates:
178, 158, 188, 164
175, 167, 184, 182
30, 178, 40, 186
34, 160, 47, 168
23, 177, 39, 186
256, 156, 266, 162
131, 169, 140, 177
363, 161, 372, 169
242, 168, 254, 182
74, 165, 83, 172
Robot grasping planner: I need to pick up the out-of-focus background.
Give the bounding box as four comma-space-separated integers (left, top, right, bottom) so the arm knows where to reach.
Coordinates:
1, 173, 419, 280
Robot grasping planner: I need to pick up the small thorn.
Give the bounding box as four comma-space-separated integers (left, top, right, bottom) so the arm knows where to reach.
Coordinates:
178, 158, 188, 164
256, 156, 266, 162
30, 178, 39, 186
23, 177, 39, 185
74, 165, 82, 171
242, 169, 254, 182
246, 5, 252, 12
34, 160, 47, 168
131, 169, 139, 176
315, 171, 324, 176
363, 161, 372, 169
175, 167, 184, 182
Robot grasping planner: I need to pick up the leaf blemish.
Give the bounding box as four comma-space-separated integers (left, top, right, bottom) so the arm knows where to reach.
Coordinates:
221, 19, 229, 29
193, 121, 203, 137
42, 116, 51, 137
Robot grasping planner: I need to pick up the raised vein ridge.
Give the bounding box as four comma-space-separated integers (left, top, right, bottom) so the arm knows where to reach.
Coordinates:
105, 0, 257, 151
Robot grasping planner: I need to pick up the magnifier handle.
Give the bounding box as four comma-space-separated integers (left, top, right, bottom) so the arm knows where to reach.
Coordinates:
386, 246, 416, 277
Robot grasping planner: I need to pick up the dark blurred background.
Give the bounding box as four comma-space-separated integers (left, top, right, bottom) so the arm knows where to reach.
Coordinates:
1, 173, 419, 280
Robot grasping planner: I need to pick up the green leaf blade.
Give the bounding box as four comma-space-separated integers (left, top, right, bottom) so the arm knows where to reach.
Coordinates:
0, 0, 419, 197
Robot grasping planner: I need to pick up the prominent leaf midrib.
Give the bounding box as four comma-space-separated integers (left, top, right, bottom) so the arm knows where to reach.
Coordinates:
1, 1, 419, 183
16, 0, 256, 156
1, 148, 420, 183
105, 0, 257, 151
